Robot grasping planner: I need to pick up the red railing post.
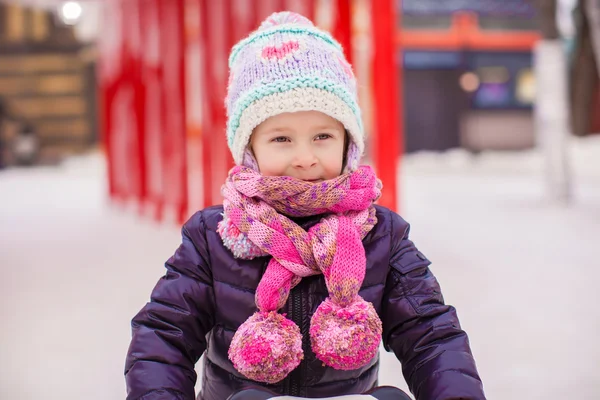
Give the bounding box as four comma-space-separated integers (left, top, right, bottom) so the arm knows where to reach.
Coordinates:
159, 0, 189, 223
371, 0, 401, 211
333, 0, 353, 64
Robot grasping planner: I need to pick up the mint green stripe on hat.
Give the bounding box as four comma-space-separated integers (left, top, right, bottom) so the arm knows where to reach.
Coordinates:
227, 76, 362, 147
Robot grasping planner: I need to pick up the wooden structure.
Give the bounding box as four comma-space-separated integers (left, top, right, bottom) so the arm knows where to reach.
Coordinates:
0, 3, 97, 164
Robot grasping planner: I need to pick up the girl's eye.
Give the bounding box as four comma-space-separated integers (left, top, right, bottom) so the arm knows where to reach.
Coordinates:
316, 133, 332, 140
272, 136, 289, 143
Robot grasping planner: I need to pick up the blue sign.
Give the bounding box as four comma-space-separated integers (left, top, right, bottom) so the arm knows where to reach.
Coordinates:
474, 83, 511, 107
401, 0, 535, 16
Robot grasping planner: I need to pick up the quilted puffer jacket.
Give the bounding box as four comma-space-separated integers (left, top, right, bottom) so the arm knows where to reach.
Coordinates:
125, 205, 485, 400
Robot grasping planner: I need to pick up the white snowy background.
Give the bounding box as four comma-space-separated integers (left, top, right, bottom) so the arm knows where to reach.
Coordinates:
1, 136, 599, 400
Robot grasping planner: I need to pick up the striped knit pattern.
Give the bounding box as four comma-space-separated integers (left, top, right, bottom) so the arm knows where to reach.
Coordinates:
220, 165, 383, 383
225, 11, 365, 171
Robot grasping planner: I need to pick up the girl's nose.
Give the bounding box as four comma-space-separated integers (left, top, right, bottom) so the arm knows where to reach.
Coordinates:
292, 147, 318, 169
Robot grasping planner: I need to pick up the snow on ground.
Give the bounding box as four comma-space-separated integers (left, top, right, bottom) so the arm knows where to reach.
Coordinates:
1, 136, 599, 400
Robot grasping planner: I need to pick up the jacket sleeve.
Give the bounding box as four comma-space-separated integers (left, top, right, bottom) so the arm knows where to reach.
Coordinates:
381, 211, 485, 400
125, 211, 216, 400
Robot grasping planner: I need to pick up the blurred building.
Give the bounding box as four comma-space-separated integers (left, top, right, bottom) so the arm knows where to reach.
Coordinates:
0, 2, 98, 166
399, 0, 540, 153
1, 0, 596, 169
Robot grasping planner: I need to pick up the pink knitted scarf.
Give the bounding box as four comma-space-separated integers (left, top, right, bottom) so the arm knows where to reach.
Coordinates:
217, 165, 383, 384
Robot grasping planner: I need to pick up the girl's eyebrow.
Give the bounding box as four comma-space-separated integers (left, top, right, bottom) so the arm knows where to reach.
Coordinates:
312, 125, 343, 131
263, 127, 293, 134
260, 125, 342, 135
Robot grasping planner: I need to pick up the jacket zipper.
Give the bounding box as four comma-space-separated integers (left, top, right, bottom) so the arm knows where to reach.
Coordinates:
289, 284, 305, 396
282, 296, 292, 395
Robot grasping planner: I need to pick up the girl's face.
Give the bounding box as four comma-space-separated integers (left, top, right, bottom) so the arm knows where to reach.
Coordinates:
250, 111, 346, 182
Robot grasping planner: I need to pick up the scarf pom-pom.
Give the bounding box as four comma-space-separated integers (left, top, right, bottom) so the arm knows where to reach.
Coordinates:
228, 311, 303, 383
309, 297, 382, 370
217, 215, 267, 259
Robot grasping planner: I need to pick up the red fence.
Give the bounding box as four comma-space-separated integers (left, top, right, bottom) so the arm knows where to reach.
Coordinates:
98, 0, 400, 224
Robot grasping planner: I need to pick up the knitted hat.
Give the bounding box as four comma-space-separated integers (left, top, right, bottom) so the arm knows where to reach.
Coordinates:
225, 11, 364, 171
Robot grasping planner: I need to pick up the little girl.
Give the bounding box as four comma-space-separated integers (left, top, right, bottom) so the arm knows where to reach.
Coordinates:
125, 12, 485, 400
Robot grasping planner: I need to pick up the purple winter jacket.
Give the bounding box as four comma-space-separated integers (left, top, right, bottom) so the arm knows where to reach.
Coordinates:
125, 205, 485, 400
